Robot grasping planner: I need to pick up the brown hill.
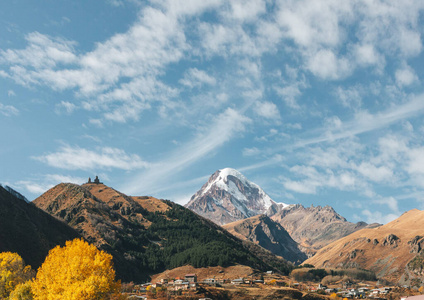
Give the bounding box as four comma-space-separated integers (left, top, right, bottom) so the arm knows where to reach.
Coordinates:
151, 265, 254, 282
34, 181, 293, 282
223, 215, 307, 264
270, 204, 378, 256
33, 182, 173, 282
0, 185, 80, 269
304, 209, 424, 285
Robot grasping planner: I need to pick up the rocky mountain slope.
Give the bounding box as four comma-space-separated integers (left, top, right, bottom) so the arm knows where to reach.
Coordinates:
186, 168, 289, 225
304, 209, 424, 285
186, 168, 375, 257
270, 204, 378, 256
34, 181, 293, 282
223, 215, 307, 264
0, 185, 80, 269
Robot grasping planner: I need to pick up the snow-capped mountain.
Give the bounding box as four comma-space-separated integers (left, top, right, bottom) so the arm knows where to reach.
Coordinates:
185, 168, 290, 225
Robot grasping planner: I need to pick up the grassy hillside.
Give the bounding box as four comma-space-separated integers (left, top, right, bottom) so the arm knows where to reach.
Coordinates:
34, 183, 293, 282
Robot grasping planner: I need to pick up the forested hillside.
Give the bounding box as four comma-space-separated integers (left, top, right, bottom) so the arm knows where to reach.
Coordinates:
34, 183, 292, 282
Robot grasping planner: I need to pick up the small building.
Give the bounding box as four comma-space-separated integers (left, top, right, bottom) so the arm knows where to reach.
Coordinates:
253, 279, 264, 284
203, 278, 217, 285
343, 280, 354, 289
231, 278, 244, 285
185, 273, 197, 283
172, 280, 189, 291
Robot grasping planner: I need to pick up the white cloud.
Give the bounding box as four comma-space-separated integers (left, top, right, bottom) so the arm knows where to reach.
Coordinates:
15, 174, 86, 196
395, 65, 418, 87
15, 181, 48, 195
355, 162, 393, 183
353, 44, 383, 67
277, 0, 351, 49
7, 90, 15, 97
283, 180, 317, 194
123, 108, 251, 194
180, 68, 216, 88
361, 209, 398, 224
374, 196, 400, 214
89, 118, 103, 128
34, 145, 149, 171
254, 101, 280, 120
55, 101, 77, 115
307, 49, 352, 80
0, 32, 77, 69
243, 147, 261, 157
274, 66, 308, 109
228, 0, 266, 22
334, 85, 362, 109
0, 103, 19, 116
294, 94, 424, 149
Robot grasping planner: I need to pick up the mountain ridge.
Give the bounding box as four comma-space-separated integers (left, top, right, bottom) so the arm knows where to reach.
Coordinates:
304, 208, 424, 285
186, 168, 375, 257
0, 184, 80, 269
269, 203, 379, 256
33, 181, 293, 282
223, 214, 307, 263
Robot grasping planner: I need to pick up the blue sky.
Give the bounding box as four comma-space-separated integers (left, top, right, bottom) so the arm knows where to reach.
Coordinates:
1, 0, 424, 224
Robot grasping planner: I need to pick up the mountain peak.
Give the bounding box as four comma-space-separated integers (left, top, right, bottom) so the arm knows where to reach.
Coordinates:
186, 168, 290, 225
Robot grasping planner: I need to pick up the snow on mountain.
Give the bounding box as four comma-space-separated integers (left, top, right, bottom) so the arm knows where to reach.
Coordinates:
185, 168, 290, 225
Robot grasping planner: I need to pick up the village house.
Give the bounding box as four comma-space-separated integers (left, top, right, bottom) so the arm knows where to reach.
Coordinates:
169, 278, 197, 291
203, 278, 217, 285
231, 278, 244, 285
185, 274, 197, 283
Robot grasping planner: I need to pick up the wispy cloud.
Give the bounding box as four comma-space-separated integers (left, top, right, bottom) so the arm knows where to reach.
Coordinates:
15, 174, 86, 197
293, 94, 424, 149
122, 108, 251, 194
33, 145, 149, 171
179, 68, 217, 88
0, 103, 19, 116
54, 101, 77, 115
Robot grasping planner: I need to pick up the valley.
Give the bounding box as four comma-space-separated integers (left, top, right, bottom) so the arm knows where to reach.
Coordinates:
1, 169, 423, 299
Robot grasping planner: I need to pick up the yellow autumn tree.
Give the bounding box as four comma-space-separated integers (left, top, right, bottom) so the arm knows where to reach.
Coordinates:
31, 239, 120, 300
329, 293, 340, 300
9, 281, 34, 300
0, 252, 34, 299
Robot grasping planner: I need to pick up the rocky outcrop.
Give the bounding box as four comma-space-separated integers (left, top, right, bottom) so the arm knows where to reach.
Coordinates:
223, 215, 307, 264
269, 204, 377, 256
408, 236, 424, 253
382, 234, 400, 248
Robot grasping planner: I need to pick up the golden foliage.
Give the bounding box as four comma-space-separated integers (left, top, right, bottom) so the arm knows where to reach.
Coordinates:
31, 239, 120, 300
329, 292, 340, 300
8, 281, 34, 300
0, 252, 34, 299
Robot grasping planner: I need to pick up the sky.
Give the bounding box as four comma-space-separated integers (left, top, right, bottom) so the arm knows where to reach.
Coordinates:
1, 0, 424, 224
